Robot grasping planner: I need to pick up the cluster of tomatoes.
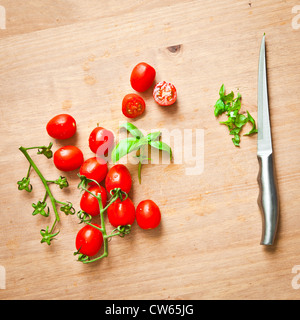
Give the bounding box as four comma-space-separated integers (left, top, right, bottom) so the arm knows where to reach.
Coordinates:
122, 62, 177, 119
46, 113, 161, 259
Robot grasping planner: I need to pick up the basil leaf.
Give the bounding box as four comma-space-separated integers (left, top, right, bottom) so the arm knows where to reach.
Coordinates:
111, 137, 140, 163
244, 111, 258, 135
219, 84, 225, 99
214, 98, 226, 117
149, 140, 172, 159
223, 91, 234, 103
230, 127, 242, 136
220, 117, 235, 131
231, 93, 241, 111
232, 134, 240, 147
227, 109, 239, 119
146, 131, 161, 142
235, 113, 248, 128
119, 122, 144, 139
134, 136, 149, 149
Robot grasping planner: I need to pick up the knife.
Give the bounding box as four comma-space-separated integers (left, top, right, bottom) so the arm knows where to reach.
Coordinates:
257, 34, 279, 245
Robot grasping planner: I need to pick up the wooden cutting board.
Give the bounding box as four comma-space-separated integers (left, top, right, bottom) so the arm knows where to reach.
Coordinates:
0, 0, 300, 300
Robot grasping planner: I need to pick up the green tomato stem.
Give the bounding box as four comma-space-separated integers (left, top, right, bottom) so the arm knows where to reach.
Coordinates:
138, 160, 142, 184
55, 200, 68, 206
24, 146, 47, 151
97, 193, 118, 258
105, 232, 121, 239
50, 218, 58, 234
19, 146, 60, 223
78, 189, 126, 264
42, 191, 48, 203
26, 164, 32, 179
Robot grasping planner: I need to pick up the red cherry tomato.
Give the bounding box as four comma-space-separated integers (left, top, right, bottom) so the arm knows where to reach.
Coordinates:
46, 114, 76, 140
80, 185, 108, 216
89, 127, 114, 157
105, 164, 132, 194
122, 93, 145, 119
153, 81, 177, 106
130, 62, 156, 92
79, 157, 108, 185
53, 146, 84, 171
75, 224, 103, 257
136, 200, 161, 229
107, 197, 135, 228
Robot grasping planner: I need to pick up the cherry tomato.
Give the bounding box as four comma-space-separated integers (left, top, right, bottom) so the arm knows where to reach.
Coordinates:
46, 114, 76, 140
122, 93, 145, 119
105, 164, 132, 194
75, 224, 103, 257
53, 145, 84, 171
136, 200, 161, 229
80, 185, 108, 216
153, 81, 177, 106
107, 197, 135, 228
89, 126, 114, 157
79, 157, 108, 185
130, 62, 156, 92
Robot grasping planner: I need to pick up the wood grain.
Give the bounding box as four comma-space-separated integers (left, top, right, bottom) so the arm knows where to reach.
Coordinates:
0, 0, 300, 300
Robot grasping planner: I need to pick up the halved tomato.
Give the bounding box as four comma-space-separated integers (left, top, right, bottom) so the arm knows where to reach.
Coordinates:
122, 93, 145, 118
153, 81, 177, 106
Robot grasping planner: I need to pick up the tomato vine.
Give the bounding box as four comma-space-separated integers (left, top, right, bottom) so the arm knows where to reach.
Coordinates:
18, 143, 75, 245
75, 176, 132, 263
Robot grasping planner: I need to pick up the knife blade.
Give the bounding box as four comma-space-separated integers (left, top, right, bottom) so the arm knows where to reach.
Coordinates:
257, 34, 279, 245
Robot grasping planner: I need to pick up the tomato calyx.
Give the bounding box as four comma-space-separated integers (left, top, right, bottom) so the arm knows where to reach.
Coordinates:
37, 142, 54, 159
60, 201, 76, 215
74, 249, 90, 263
53, 176, 69, 189
77, 173, 98, 189
109, 187, 128, 201
17, 176, 32, 192
111, 225, 132, 238
32, 201, 50, 217
40, 227, 60, 246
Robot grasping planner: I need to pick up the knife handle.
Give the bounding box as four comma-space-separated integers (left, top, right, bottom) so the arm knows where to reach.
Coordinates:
257, 153, 279, 245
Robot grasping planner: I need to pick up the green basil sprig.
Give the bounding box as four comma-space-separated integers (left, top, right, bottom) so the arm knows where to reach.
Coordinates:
111, 122, 172, 183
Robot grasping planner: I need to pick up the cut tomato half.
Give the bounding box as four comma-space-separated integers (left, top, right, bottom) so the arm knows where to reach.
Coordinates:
153, 81, 177, 106
122, 93, 146, 118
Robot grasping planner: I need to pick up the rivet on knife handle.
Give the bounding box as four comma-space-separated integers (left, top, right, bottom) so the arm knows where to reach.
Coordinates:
257, 34, 279, 245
